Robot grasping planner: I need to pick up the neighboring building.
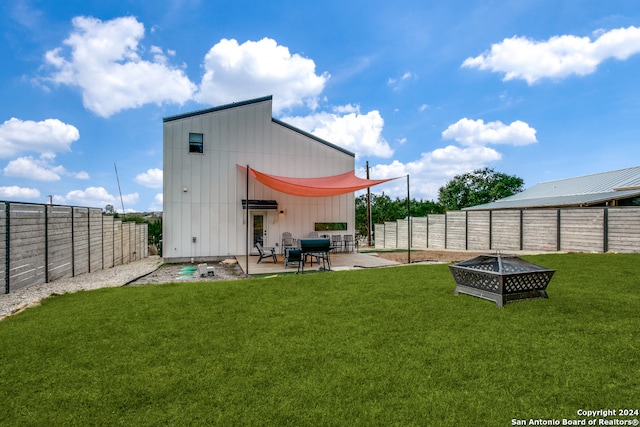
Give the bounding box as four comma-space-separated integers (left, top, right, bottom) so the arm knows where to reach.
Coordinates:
465, 165, 640, 211
162, 95, 391, 262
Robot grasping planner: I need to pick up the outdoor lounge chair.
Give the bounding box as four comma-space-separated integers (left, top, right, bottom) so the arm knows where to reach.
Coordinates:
256, 242, 277, 264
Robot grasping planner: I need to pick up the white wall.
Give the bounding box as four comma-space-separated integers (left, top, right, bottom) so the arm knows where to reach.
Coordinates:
163, 97, 355, 260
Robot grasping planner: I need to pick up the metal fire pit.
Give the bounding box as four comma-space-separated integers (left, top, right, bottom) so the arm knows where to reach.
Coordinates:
449, 254, 555, 307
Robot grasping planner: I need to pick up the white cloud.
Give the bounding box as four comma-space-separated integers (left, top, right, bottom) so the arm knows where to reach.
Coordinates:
0, 118, 79, 158
74, 171, 90, 179
195, 37, 329, 113
388, 71, 415, 90
3, 155, 89, 181
366, 117, 536, 200
367, 145, 504, 200
149, 193, 163, 211
0, 185, 41, 200
135, 168, 163, 188
281, 105, 393, 158
462, 26, 640, 84
58, 186, 138, 209
44, 16, 196, 117
442, 118, 537, 146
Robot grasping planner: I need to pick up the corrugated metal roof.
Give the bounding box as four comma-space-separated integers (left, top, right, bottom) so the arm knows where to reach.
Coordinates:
465, 166, 640, 210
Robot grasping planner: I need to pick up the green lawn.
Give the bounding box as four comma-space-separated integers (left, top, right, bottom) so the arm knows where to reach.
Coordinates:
0, 253, 638, 426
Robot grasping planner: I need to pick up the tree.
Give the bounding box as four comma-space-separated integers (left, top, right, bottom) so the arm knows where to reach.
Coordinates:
438, 167, 524, 211
355, 193, 443, 240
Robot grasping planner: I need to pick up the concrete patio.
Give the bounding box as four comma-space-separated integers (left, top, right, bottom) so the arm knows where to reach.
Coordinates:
236, 251, 401, 275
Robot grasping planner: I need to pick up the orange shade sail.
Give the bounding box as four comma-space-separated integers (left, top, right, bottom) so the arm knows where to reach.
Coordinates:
238, 165, 399, 197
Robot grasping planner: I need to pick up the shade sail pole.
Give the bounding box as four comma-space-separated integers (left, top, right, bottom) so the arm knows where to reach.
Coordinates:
246, 165, 250, 275
407, 174, 411, 265
366, 161, 372, 248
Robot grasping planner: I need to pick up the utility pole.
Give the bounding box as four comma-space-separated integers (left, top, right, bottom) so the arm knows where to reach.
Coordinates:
407, 174, 411, 265
114, 163, 126, 220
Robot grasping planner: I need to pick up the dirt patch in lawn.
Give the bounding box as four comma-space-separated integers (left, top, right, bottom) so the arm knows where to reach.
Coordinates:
127, 260, 247, 286
372, 250, 485, 264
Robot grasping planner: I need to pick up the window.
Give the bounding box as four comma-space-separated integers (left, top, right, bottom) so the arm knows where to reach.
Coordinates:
315, 222, 347, 231
189, 133, 203, 153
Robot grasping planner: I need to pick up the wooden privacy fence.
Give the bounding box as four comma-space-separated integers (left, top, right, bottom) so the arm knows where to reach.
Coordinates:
374, 207, 640, 254
1, 201, 148, 294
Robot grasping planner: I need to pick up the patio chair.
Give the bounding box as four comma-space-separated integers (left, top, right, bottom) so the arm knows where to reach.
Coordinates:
343, 235, 354, 253
281, 232, 296, 254
256, 242, 277, 264
331, 235, 343, 252
284, 248, 303, 273
307, 231, 319, 238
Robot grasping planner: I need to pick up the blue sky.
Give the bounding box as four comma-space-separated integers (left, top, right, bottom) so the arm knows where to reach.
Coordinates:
2, 0, 640, 212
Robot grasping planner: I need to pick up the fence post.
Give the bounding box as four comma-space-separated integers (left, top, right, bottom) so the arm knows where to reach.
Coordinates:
603, 208, 609, 253
444, 212, 448, 249
87, 208, 91, 273
556, 209, 561, 251
45, 204, 49, 283
426, 214, 429, 249
71, 208, 75, 277
101, 213, 104, 270
489, 210, 493, 250
4, 202, 9, 294
465, 211, 469, 251
519, 209, 524, 251
392, 222, 396, 248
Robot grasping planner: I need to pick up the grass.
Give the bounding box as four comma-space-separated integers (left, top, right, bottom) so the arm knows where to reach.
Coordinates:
0, 253, 638, 426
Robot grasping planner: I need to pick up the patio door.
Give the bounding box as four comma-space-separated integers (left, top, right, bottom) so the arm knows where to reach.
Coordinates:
250, 212, 267, 255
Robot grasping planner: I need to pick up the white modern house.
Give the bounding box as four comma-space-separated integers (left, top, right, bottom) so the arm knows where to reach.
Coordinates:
162, 95, 391, 262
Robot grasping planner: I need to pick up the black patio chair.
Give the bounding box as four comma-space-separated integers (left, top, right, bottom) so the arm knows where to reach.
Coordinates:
284, 248, 303, 273
256, 242, 277, 264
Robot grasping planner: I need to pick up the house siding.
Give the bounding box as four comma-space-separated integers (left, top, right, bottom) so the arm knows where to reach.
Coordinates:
163, 97, 355, 260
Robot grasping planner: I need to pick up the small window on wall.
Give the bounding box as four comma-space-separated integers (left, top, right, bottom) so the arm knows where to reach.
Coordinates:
315, 222, 347, 231
189, 133, 203, 153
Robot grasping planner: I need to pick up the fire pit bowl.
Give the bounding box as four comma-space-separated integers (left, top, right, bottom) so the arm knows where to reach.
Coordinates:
449, 254, 555, 307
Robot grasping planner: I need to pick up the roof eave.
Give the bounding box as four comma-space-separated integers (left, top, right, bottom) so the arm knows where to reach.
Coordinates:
162, 95, 273, 123
271, 118, 355, 158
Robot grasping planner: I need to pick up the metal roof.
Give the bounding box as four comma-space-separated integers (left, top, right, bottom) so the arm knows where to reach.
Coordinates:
465, 165, 640, 210
162, 95, 273, 122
